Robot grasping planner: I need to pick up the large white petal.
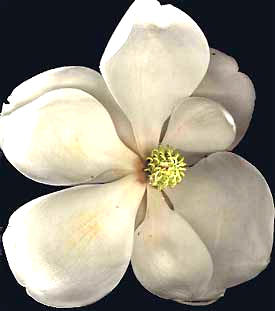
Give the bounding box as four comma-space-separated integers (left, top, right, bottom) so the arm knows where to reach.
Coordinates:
3, 175, 146, 308
131, 186, 213, 303
193, 48, 255, 149
162, 97, 236, 164
1, 66, 137, 153
1, 88, 142, 185
100, 0, 209, 157
166, 152, 274, 303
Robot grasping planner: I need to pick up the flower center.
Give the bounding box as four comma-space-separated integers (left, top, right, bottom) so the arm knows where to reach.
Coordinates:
144, 145, 186, 191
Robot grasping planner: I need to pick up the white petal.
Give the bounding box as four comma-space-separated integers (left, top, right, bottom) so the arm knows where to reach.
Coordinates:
166, 152, 274, 303
100, 0, 209, 157
100, 0, 158, 67
131, 186, 213, 302
3, 175, 146, 308
135, 190, 147, 229
2, 66, 137, 153
193, 48, 255, 148
1, 88, 141, 185
162, 97, 236, 164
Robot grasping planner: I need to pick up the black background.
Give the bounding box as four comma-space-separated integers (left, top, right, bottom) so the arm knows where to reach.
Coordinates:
0, 0, 273, 310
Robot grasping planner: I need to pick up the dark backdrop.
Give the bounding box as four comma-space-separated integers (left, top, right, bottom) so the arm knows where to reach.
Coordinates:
0, 1, 273, 310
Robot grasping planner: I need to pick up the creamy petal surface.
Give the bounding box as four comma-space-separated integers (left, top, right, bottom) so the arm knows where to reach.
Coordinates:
1, 66, 137, 153
3, 175, 146, 308
162, 97, 236, 164
135, 189, 147, 229
100, 0, 209, 157
193, 48, 255, 149
166, 152, 274, 303
1, 88, 140, 185
131, 186, 213, 302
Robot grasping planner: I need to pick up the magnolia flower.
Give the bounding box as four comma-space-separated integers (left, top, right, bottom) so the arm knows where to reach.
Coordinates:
0, 0, 273, 308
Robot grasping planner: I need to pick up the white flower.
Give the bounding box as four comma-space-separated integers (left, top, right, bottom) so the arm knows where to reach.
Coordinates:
0, 0, 273, 308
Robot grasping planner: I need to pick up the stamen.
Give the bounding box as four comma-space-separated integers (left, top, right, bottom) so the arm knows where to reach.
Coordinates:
144, 145, 187, 191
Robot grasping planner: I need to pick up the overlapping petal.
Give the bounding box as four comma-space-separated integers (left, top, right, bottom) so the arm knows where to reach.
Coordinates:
131, 186, 213, 302
162, 97, 236, 164
135, 189, 147, 229
1, 66, 137, 152
165, 152, 274, 303
100, 0, 209, 157
1, 88, 141, 185
193, 48, 255, 149
3, 175, 146, 308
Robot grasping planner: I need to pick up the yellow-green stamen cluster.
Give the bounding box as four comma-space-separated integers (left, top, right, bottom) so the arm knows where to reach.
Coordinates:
144, 145, 187, 191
